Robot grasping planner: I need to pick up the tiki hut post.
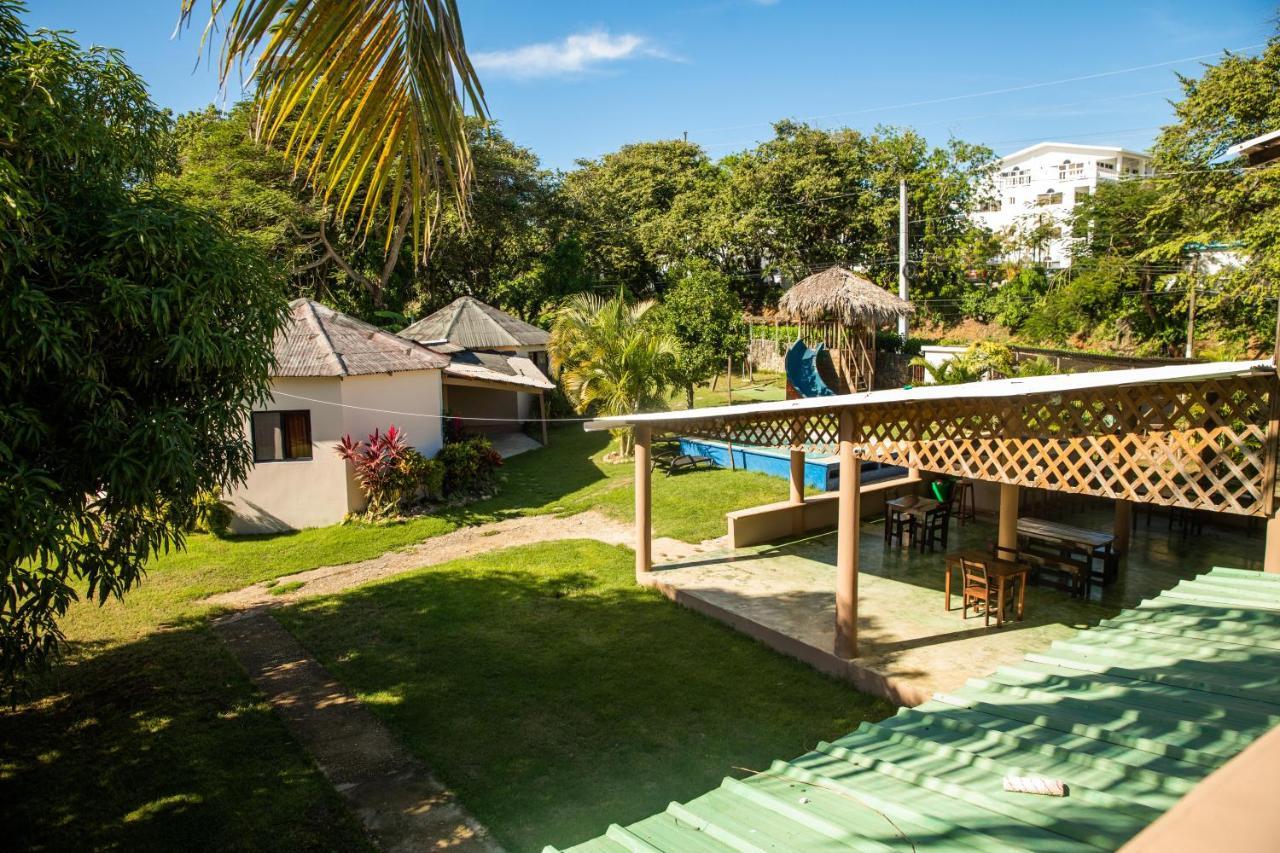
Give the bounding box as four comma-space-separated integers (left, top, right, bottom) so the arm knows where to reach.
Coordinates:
776, 266, 914, 393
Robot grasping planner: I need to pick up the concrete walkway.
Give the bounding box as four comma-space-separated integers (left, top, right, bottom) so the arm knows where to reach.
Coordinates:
214, 610, 501, 852
206, 510, 707, 610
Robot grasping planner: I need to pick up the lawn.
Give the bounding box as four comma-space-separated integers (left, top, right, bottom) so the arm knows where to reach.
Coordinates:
0, 508, 418, 850
670, 369, 787, 410
2, 420, 806, 850
277, 540, 892, 852
467, 424, 797, 542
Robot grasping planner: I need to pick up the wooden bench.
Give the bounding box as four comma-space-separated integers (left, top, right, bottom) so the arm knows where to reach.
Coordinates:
993, 543, 1091, 599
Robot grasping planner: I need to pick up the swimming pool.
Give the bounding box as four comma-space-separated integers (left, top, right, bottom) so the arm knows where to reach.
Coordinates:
677, 438, 906, 491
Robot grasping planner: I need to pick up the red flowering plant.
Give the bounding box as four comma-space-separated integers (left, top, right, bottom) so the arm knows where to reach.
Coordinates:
336, 426, 443, 519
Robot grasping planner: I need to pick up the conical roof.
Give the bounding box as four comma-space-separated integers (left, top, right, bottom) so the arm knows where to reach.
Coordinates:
777, 266, 914, 326
400, 296, 550, 349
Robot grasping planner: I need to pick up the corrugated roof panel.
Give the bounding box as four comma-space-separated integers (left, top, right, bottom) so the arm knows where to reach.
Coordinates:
273, 299, 448, 377
401, 296, 550, 349
547, 568, 1280, 852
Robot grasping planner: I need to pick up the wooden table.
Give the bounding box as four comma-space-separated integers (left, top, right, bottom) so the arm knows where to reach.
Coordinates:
944, 548, 1029, 625
1017, 517, 1117, 584
885, 495, 939, 547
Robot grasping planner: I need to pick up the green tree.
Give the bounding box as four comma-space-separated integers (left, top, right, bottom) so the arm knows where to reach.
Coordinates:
549, 291, 680, 456
560, 140, 721, 296
1143, 33, 1280, 349
0, 9, 286, 687
164, 108, 561, 318
987, 267, 1049, 331
658, 263, 749, 407
179, 0, 486, 256
712, 122, 995, 311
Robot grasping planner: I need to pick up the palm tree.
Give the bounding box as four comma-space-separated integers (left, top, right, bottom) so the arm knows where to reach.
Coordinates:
909, 355, 985, 386
179, 1, 486, 257
551, 291, 680, 457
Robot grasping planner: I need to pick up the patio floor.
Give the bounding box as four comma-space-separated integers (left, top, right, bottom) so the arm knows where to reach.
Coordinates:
646, 499, 1266, 703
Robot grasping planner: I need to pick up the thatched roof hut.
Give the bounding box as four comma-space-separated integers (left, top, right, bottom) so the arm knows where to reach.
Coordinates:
777, 266, 913, 327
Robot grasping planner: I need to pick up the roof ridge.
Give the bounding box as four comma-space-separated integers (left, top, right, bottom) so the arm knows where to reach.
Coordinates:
303, 299, 348, 376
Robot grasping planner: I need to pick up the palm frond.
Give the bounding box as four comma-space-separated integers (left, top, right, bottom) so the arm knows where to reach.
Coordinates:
180, 0, 487, 255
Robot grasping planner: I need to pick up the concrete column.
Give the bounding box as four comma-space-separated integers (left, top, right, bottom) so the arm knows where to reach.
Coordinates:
1113, 499, 1132, 557
634, 426, 652, 574
835, 411, 861, 659
789, 448, 806, 536
998, 483, 1020, 551
789, 449, 806, 504
1266, 513, 1280, 574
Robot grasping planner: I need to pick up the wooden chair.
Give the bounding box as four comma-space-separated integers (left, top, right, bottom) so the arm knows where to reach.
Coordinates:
917, 503, 952, 553
961, 558, 1004, 627
884, 505, 913, 547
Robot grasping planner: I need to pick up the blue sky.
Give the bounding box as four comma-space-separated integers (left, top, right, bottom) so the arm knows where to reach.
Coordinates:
31, 0, 1276, 171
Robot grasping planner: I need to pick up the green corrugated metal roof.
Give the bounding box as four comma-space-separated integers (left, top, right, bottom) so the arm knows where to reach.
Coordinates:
547, 568, 1280, 852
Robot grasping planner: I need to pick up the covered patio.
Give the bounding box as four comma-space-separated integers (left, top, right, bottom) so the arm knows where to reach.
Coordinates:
586, 359, 1280, 704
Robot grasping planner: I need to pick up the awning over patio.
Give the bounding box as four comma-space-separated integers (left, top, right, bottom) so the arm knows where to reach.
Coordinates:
588, 358, 1280, 661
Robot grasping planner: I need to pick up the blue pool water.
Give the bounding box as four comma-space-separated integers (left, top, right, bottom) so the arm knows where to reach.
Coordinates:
677, 438, 906, 491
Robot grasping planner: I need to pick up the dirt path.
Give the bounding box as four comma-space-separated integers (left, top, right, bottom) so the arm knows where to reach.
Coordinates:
215, 611, 501, 852
205, 511, 712, 610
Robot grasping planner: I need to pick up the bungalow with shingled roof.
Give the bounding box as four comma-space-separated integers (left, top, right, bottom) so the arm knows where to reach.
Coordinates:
399, 296, 554, 443
225, 297, 554, 533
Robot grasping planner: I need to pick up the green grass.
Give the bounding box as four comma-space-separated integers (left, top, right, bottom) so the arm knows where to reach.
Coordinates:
465, 425, 798, 542
0, 513, 415, 850
670, 370, 788, 410
2, 419, 808, 849
0, 626, 370, 852
277, 540, 892, 852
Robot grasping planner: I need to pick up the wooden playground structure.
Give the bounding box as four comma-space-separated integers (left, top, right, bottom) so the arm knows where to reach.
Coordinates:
767, 266, 914, 394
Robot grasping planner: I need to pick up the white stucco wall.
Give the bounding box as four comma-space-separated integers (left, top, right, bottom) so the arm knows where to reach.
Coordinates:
226, 369, 444, 534
225, 376, 350, 533
916, 345, 965, 384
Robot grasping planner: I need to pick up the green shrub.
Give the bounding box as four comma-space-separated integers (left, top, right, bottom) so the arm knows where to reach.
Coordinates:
192, 489, 233, 537
400, 449, 444, 500
438, 436, 503, 497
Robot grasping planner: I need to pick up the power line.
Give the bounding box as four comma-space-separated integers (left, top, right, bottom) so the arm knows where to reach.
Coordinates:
686, 43, 1266, 137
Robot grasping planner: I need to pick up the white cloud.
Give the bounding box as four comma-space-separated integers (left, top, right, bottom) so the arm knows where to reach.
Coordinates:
473, 30, 672, 79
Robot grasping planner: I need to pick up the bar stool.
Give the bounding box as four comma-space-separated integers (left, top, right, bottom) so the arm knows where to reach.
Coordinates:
952, 479, 977, 526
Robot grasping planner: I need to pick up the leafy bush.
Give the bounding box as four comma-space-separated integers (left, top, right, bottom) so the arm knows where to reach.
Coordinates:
438, 436, 503, 497
336, 426, 442, 519
989, 268, 1049, 330
193, 489, 233, 537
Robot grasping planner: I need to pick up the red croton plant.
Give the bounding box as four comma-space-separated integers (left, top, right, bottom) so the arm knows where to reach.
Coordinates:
336, 426, 416, 519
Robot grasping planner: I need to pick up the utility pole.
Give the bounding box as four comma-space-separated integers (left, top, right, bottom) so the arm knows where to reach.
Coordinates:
1185, 252, 1199, 359
898, 178, 909, 339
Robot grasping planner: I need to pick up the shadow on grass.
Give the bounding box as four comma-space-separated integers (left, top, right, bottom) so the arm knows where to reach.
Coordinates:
441, 427, 616, 526
0, 625, 369, 853
274, 539, 893, 852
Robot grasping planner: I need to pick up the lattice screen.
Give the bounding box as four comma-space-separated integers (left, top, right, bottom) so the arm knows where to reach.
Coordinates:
659, 375, 1278, 517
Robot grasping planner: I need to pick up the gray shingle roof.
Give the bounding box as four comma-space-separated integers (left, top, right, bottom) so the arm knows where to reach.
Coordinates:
400, 296, 550, 349
274, 299, 449, 377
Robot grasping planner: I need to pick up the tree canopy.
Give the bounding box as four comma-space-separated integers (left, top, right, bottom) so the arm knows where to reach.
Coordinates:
0, 7, 285, 688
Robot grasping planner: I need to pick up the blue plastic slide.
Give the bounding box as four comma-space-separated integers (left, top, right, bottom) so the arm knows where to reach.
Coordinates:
784, 339, 836, 398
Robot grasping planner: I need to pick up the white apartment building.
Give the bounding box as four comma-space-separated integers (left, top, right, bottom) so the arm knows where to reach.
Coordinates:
972, 142, 1154, 268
